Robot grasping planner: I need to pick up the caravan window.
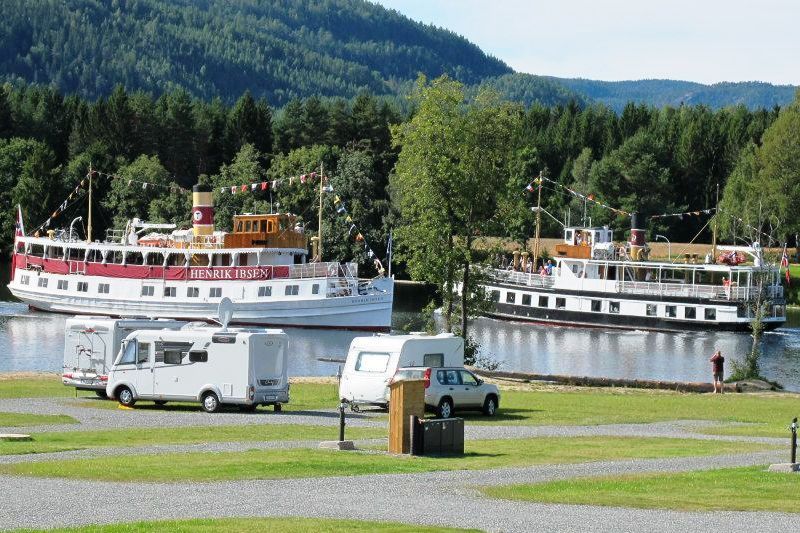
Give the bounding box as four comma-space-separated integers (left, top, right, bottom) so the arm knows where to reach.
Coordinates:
423, 353, 444, 367
137, 342, 150, 363
354, 352, 390, 372
119, 341, 137, 365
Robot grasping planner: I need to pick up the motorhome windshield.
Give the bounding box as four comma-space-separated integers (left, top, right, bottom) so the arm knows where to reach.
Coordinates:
119, 340, 137, 365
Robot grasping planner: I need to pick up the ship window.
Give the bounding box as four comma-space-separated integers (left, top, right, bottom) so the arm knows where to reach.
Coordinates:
258, 286, 272, 297
556, 297, 566, 309
490, 290, 500, 302
209, 287, 222, 298
610, 301, 620, 314
506, 292, 516, 304
187, 287, 199, 298
591, 300, 601, 312
684, 307, 696, 319
245, 221, 252, 232
312, 283, 320, 295
189, 350, 208, 363
57, 280, 68, 290
77, 282, 88, 292
665, 305, 677, 318
285, 285, 299, 296
38, 277, 48, 288
522, 294, 531, 306
20, 275, 30, 285
646, 304, 657, 316
98, 283, 110, 294
539, 296, 549, 307
705, 308, 716, 320
267, 220, 275, 233
164, 287, 176, 297
141, 285, 155, 297
737, 305, 749, 318
236, 221, 243, 232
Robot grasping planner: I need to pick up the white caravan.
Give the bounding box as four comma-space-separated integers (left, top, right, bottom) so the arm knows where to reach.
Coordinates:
338, 333, 464, 408
63, 316, 185, 396
106, 325, 289, 412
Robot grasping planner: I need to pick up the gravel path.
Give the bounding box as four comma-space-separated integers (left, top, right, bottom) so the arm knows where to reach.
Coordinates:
0, 450, 789, 532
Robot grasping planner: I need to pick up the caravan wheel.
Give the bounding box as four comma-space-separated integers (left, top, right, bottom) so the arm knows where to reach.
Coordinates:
202, 392, 220, 413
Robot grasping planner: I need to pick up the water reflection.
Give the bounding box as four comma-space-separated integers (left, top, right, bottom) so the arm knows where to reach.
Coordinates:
1, 295, 799, 391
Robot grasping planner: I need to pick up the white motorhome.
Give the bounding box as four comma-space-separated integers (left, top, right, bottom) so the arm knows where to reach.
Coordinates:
338, 333, 464, 408
63, 317, 185, 396
106, 325, 289, 412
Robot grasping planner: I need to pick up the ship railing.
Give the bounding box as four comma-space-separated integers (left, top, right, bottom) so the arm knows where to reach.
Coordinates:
487, 268, 556, 289
289, 262, 358, 279
105, 229, 127, 244
615, 281, 781, 301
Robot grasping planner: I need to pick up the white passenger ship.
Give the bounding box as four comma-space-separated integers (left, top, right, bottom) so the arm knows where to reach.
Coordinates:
8, 184, 393, 330
480, 218, 786, 332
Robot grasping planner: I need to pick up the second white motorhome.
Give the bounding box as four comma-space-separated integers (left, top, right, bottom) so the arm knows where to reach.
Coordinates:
63, 317, 185, 396
106, 325, 289, 412
338, 333, 464, 408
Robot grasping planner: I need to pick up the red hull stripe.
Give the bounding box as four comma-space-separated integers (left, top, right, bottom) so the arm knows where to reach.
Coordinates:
16, 254, 296, 281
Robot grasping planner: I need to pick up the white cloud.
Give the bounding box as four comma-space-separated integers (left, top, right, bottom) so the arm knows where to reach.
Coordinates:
372, 0, 799, 84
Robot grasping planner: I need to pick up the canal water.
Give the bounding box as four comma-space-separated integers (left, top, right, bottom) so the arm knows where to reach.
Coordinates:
1, 276, 799, 390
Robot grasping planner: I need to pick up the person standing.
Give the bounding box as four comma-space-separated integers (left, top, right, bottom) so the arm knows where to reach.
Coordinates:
710, 350, 725, 393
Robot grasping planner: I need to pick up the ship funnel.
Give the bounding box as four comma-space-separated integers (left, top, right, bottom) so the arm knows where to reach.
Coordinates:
629, 212, 647, 260
192, 184, 214, 237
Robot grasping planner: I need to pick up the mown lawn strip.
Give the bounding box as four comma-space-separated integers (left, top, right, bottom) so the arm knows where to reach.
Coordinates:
0, 412, 77, 428
482, 465, 800, 512
0, 437, 770, 482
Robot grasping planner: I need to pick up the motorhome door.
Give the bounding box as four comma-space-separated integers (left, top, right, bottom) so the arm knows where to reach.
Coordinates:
134, 341, 154, 396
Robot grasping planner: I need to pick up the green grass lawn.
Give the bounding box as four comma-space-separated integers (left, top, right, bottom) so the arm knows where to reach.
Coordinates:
460, 388, 800, 436
73, 382, 341, 413
0, 412, 77, 428
0, 376, 92, 399
483, 465, 800, 513
0, 423, 385, 456
19, 517, 473, 533
0, 437, 769, 482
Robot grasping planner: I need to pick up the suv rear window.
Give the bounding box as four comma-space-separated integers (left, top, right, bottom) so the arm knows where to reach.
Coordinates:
436, 369, 461, 385
355, 352, 390, 372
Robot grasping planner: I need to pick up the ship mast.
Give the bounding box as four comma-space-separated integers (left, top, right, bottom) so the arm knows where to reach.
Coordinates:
711, 182, 719, 260
532, 171, 543, 268
87, 164, 93, 243
317, 162, 324, 262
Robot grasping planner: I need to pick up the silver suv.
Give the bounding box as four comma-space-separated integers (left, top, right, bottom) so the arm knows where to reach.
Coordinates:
391, 367, 500, 418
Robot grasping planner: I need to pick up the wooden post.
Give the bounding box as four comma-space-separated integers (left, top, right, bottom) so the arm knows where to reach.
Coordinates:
388, 379, 425, 454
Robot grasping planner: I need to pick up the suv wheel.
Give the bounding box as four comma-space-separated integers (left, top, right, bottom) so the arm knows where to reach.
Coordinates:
483, 395, 498, 416
437, 397, 453, 419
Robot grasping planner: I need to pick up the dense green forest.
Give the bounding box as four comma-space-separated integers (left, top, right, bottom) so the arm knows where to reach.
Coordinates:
3, 79, 798, 280
0, 0, 794, 112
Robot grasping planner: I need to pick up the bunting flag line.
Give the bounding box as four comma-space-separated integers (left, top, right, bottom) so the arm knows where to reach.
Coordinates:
91, 170, 188, 193
649, 208, 716, 220
217, 171, 327, 195
332, 193, 385, 274
526, 175, 631, 217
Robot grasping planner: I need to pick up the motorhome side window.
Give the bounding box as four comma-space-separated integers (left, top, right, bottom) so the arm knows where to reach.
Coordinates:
164, 349, 185, 365
354, 352, 390, 372
137, 342, 150, 363
423, 353, 444, 367
189, 350, 208, 363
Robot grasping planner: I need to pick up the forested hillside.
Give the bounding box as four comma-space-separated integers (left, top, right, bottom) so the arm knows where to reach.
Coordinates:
555, 78, 798, 112
0, 0, 511, 105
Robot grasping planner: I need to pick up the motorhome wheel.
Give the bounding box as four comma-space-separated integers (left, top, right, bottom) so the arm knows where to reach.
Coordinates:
117, 386, 135, 407
202, 392, 220, 413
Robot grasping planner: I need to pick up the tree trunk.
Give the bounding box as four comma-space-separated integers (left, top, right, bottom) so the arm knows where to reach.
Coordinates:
461, 259, 470, 339
443, 232, 455, 332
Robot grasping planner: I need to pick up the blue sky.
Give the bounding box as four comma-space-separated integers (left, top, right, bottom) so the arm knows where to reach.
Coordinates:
372, 0, 798, 85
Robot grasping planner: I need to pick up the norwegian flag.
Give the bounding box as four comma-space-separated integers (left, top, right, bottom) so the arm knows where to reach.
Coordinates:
14, 204, 24, 241
781, 244, 791, 285
525, 182, 534, 192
